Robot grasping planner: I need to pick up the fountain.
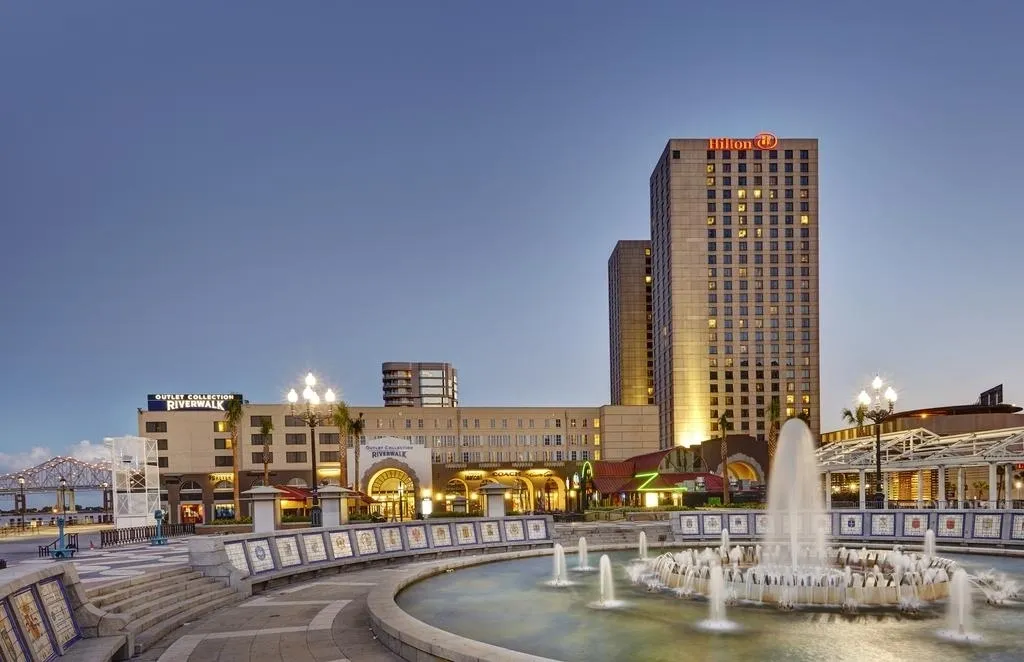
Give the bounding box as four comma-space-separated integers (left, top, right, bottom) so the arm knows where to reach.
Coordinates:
938, 568, 981, 642
924, 529, 936, 559
589, 554, 623, 609
638, 531, 648, 560
548, 543, 570, 587
763, 418, 827, 567
697, 564, 738, 632
577, 536, 592, 571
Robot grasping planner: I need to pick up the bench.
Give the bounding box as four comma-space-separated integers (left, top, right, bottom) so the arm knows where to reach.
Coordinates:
57, 635, 129, 661
50, 548, 76, 559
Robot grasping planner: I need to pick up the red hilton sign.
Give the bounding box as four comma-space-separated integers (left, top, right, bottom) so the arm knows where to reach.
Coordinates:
707, 132, 779, 150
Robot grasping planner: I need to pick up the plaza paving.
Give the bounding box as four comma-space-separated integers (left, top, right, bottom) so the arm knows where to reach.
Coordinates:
4, 536, 191, 584
136, 564, 414, 662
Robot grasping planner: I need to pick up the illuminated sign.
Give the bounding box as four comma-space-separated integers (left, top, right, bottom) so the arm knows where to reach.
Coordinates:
707, 132, 778, 150
365, 441, 412, 460
147, 393, 243, 412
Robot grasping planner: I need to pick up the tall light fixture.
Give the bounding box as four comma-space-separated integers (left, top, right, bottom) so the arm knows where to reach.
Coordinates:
858, 375, 898, 502
287, 372, 339, 527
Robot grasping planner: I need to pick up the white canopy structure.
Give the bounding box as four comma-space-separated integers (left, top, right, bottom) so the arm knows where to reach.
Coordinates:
107, 435, 161, 529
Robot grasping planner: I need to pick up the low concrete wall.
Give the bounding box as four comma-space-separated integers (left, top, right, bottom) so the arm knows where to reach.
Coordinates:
188, 516, 555, 596
0, 562, 127, 660
672, 508, 1024, 547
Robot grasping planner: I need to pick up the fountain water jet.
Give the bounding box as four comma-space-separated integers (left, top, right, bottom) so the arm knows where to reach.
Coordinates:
697, 564, 738, 632
589, 554, 624, 609
764, 419, 827, 568
939, 568, 980, 642
924, 529, 936, 559
638, 531, 648, 560
576, 536, 592, 571
548, 543, 570, 587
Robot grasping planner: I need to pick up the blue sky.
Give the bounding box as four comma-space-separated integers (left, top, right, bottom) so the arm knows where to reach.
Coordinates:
1, 1, 1022, 468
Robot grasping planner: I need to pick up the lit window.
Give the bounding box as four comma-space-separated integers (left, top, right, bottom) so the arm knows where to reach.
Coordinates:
800, 189, 809, 199
737, 189, 747, 199
708, 281, 716, 290
706, 177, 715, 186
785, 407, 795, 417
707, 164, 715, 173
755, 228, 763, 238
737, 229, 747, 238
802, 394, 811, 404
707, 216, 716, 225
644, 275, 652, 283
708, 319, 717, 328
737, 203, 747, 212
786, 394, 795, 404
644, 247, 651, 256
753, 189, 762, 199
800, 215, 809, 224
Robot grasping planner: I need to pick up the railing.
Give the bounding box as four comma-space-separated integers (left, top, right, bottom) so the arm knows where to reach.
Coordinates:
100, 523, 195, 548
832, 499, 1024, 510
37, 533, 78, 558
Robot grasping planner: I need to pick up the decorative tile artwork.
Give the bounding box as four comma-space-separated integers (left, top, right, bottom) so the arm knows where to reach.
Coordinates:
678, 514, 699, 535
431, 524, 453, 547
36, 580, 78, 652
701, 514, 722, 536
381, 527, 404, 553
727, 514, 748, 535
0, 600, 27, 662
406, 525, 429, 550
10, 589, 54, 662
839, 513, 863, 536
937, 513, 965, 538
972, 513, 1003, 539
526, 519, 547, 540
754, 514, 768, 536
246, 539, 276, 573
503, 520, 525, 542
329, 531, 354, 558
224, 542, 250, 575
1011, 514, 1024, 541
302, 533, 328, 562
275, 536, 302, 567
871, 513, 896, 536
901, 513, 928, 537
479, 520, 501, 543
455, 522, 477, 545
355, 529, 379, 555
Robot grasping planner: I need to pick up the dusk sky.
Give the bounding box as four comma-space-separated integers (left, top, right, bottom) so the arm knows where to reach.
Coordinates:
1, 1, 1022, 469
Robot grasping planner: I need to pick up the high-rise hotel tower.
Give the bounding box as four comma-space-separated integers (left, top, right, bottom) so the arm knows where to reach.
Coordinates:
646, 134, 820, 448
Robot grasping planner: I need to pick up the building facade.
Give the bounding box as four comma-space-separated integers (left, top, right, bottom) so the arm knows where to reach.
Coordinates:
382, 362, 458, 407
608, 240, 654, 406
138, 395, 658, 524
649, 134, 821, 448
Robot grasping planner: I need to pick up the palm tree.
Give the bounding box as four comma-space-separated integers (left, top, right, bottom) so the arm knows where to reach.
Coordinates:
259, 418, 274, 486
840, 404, 868, 434
331, 401, 352, 489
765, 398, 781, 478
223, 397, 245, 519
718, 411, 732, 506
350, 412, 366, 492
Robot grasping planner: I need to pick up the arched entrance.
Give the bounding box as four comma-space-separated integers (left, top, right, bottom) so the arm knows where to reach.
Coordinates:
510, 477, 533, 514
368, 468, 415, 522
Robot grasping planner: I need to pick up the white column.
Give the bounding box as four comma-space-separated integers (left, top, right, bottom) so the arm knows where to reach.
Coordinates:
937, 466, 946, 509
916, 469, 924, 509
858, 470, 866, 510
989, 463, 999, 509
245, 486, 282, 534
825, 472, 832, 510
318, 486, 345, 527
1005, 464, 1013, 509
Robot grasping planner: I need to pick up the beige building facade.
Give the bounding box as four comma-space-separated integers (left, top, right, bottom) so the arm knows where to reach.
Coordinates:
139, 397, 659, 523
608, 240, 654, 406
649, 135, 821, 448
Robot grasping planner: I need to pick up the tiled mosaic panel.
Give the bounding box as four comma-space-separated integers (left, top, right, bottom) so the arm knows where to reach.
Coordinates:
479, 521, 501, 543
871, 513, 895, 536
275, 536, 302, 567
246, 539, 276, 573
701, 514, 722, 535
678, 514, 699, 535
937, 513, 965, 538
726, 514, 748, 535
1011, 514, 1024, 541
329, 531, 354, 558
224, 542, 250, 575
839, 513, 863, 536
455, 522, 477, 545
36, 580, 78, 652
405, 525, 429, 549
431, 524, 453, 546
972, 513, 1003, 539
902, 513, 928, 537
10, 589, 54, 662
381, 527, 404, 553
754, 514, 768, 535
0, 600, 28, 662
302, 533, 328, 562
526, 519, 547, 540
503, 520, 525, 542
354, 529, 379, 555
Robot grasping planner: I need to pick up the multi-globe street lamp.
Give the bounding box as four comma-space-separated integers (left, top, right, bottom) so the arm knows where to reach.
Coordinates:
17, 476, 25, 531
287, 372, 339, 527
858, 375, 898, 503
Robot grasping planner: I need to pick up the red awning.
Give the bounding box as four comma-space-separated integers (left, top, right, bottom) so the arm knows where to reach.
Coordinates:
591, 476, 632, 494
273, 485, 314, 501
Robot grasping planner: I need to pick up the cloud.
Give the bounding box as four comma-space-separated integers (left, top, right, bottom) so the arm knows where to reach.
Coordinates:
0, 440, 111, 473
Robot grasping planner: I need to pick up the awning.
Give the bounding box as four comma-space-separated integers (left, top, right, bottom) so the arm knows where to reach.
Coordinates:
591, 476, 632, 494
273, 485, 314, 501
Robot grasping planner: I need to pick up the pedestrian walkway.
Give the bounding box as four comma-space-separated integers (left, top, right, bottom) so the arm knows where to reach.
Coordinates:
11, 538, 191, 583
135, 565, 404, 662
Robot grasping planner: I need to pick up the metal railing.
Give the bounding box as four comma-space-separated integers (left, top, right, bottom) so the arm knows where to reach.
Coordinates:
37, 533, 78, 558
100, 523, 195, 548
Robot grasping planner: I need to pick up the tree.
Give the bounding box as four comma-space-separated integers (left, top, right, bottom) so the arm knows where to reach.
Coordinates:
260, 418, 274, 486
765, 398, 781, 478
331, 402, 352, 489
840, 404, 868, 434
350, 412, 366, 492
718, 411, 732, 506
223, 397, 245, 519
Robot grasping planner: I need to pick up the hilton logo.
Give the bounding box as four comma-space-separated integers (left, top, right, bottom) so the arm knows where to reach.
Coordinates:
707, 132, 778, 150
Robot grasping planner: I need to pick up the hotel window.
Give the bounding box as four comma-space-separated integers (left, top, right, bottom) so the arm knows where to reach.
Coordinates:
737, 203, 746, 212
706, 163, 715, 173
285, 433, 306, 445
214, 456, 233, 467
145, 421, 167, 433
672, 150, 681, 159
800, 189, 809, 199
284, 415, 304, 427
707, 190, 716, 199
214, 438, 232, 450
156, 439, 169, 451
800, 163, 809, 172
738, 163, 747, 172
800, 202, 810, 212
722, 151, 731, 159
213, 421, 228, 433
722, 163, 731, 172
753, 189, 762, 199
158, 457, 169, 468
706, 176, 715, 186
286, 452, 308, 463
769, 163, 778, 172
800, 175, 809, 185
737, 189, 746, 199
706, 216, 716, 226
722, 189, 732, 199
800, 150, 809, 160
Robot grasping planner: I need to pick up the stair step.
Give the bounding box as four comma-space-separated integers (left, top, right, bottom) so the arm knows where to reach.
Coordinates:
85, 566, 194, 600
132, 590, 241, 654
89, 569, 201, 607
127, 586, 237, 636
101, 577, 222, 618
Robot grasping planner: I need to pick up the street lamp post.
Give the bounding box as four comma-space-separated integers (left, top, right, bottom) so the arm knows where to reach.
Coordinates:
17, 476, 25, 531
858, 375, 898, 506
50, 477, 73, 558
287, 372, 339, 528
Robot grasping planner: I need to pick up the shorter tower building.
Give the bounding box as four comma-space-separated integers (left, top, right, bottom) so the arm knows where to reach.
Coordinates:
382, 362, 458, 407
608, 240, 654, 406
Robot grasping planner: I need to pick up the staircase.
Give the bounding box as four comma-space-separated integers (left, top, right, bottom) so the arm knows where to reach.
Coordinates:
86, 566, 241, 655
553, 522, 674, 548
